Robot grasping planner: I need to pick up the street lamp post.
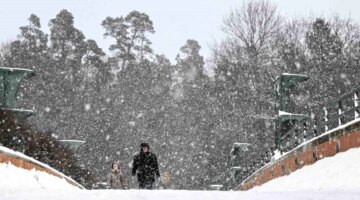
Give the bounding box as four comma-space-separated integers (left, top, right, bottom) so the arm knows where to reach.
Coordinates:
0, 67, 35, 121
273, 73, 309, 153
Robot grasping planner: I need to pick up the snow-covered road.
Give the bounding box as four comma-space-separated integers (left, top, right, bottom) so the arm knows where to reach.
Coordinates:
1, 189, 360, 200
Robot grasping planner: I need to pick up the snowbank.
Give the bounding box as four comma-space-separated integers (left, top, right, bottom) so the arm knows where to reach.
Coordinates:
1, 189, 360, 200
253, 148, 360, 191
1, 148, 360, 200
0, 146, 83, 189
0, 162, 78, 190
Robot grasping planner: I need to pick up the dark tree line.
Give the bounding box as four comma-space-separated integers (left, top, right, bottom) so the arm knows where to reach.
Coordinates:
1, 0, 360, 190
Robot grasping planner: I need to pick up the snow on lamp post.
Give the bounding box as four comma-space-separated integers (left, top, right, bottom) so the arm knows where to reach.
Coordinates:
273, 73, 309, 154
59, 140, 85, 151
209, 184, 223, 191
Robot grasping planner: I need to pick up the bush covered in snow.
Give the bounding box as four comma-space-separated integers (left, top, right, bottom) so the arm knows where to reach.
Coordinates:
0, 111, 95, 189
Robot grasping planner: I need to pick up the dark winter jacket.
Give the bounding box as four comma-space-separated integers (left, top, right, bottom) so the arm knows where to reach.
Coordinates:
107, 170, 126, 189
132, 151, 160, 184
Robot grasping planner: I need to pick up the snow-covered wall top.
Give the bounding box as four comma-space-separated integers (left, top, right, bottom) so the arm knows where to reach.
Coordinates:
0, 162, 79, 190
0, 146, 84, 189
0, 67, 34, 72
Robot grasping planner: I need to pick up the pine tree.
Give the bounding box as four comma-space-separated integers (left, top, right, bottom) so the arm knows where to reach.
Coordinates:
306, 18, 343, 67
102, 11, 154, 69
49, 9, 87, 66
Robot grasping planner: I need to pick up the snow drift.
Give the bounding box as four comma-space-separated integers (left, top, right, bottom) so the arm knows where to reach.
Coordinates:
0, 162, 78, 190
253, 148, 360, 191
0, 146, 82, 189
1, 147, 360, 200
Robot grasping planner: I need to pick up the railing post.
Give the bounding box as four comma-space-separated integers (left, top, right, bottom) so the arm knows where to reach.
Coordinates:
313, 123, 318, 137
294, 128, 299, 146
303, 122, 308, 141
324, 107, 329, 131
355, 92, 359, 119
338, 101, 343, 126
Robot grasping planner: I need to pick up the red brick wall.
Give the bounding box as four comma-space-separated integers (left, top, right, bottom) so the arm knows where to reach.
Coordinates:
349, 130, 360, 148
254, 174, 262, 186
283, 156, 297, 175
339, 134, 350, 152
239, 123, 360, 191
295, 147, 315, 168
261, 168, 272, 183
272, 162, 283, 179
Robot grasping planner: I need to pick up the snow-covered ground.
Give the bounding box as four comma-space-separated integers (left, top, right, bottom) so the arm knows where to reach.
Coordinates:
0, 162, 78, 190
254, 148, 360, 192
1, 189, 360, 200
0, 146, 83, 189
1, 148, 360, 199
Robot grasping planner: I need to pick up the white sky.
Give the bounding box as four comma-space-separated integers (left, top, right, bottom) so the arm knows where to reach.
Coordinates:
1, 0, 360, 63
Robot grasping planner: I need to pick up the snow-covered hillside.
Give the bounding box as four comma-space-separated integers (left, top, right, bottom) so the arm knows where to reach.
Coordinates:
253, 148, 360, 192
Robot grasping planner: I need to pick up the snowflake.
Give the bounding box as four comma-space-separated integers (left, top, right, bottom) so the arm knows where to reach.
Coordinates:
84, 104, 91, 111
44, 107, 51, 112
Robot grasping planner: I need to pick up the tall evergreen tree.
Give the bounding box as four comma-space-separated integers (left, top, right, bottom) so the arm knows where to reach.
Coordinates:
102, 11, 154, 69
304, 18, 345, 105
49, 9, 87, 66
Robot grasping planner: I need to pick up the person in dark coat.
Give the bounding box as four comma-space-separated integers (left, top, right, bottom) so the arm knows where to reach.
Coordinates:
132, 143, 160, 189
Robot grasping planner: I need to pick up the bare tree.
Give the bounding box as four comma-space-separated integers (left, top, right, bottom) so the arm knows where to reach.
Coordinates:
222, 0, 282, 64
331, 15, 360, 54
275, 19, 310, 73
0, 41, 11, 66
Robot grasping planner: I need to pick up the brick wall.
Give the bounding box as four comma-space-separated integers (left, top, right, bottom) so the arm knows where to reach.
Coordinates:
237, 121, 360, 191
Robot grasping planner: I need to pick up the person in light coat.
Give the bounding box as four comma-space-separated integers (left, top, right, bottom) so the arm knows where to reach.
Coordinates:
107, 162, 127, 189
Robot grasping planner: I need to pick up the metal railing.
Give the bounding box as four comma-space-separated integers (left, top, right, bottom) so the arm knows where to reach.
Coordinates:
226, 146, 273, 190
227, 85, 360, 190
279, 86, 360, 153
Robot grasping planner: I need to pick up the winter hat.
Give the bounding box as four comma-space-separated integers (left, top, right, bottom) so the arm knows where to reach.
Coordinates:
140, 143, 150, 149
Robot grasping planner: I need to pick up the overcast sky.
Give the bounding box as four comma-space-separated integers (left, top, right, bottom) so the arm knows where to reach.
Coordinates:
1, 0, 360, 63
